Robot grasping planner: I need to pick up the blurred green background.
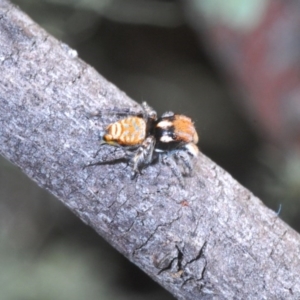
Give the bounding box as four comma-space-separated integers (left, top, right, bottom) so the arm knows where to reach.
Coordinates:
1, 0, 300, 299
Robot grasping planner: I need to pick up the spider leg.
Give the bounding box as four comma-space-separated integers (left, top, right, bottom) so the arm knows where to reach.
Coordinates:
161, 153, 184, 187
161, 111, 175, 118
130, 136, 156, 179
184, 142, 199, 158
174, 149, 193, 175
141, 102, 157, 120
88, 107, 143, 118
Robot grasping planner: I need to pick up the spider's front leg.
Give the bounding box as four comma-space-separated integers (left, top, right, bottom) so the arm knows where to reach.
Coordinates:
161, 153, 184, 187
174, 149, 193, 175
173, 143, 198, 175
130, 136, 156, 179
160, 143, 199, 186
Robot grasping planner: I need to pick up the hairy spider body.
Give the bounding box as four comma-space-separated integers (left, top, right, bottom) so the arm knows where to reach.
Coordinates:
104, 116, 147, 146
100, 102, 199, 186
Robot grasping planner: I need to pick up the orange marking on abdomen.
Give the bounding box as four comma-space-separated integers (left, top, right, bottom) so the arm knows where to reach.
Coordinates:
111, 123, 122, 138
104, 117, 147, 146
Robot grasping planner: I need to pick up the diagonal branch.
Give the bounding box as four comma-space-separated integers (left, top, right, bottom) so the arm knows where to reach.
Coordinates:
1, 1, 300, 299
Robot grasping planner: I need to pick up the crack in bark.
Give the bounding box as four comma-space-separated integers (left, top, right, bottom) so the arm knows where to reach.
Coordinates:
185, 241, 207, 269
132, 213, 181, 258
181, 242, 208, 288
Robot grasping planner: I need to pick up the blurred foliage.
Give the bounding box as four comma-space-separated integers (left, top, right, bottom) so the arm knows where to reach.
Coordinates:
192, 0, 268, 31
2, 0, 300, 299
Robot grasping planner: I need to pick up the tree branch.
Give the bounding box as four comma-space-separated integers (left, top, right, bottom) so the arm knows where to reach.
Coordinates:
1, 1, 300, 299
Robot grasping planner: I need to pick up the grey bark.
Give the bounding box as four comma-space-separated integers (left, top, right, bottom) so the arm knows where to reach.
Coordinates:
0, 1, 300, 299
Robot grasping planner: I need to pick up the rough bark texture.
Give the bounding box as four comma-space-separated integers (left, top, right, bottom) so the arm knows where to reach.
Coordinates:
1, 1, 300, 299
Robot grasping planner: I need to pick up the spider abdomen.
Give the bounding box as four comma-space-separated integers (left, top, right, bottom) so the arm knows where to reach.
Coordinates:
104, 117, 147, 146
